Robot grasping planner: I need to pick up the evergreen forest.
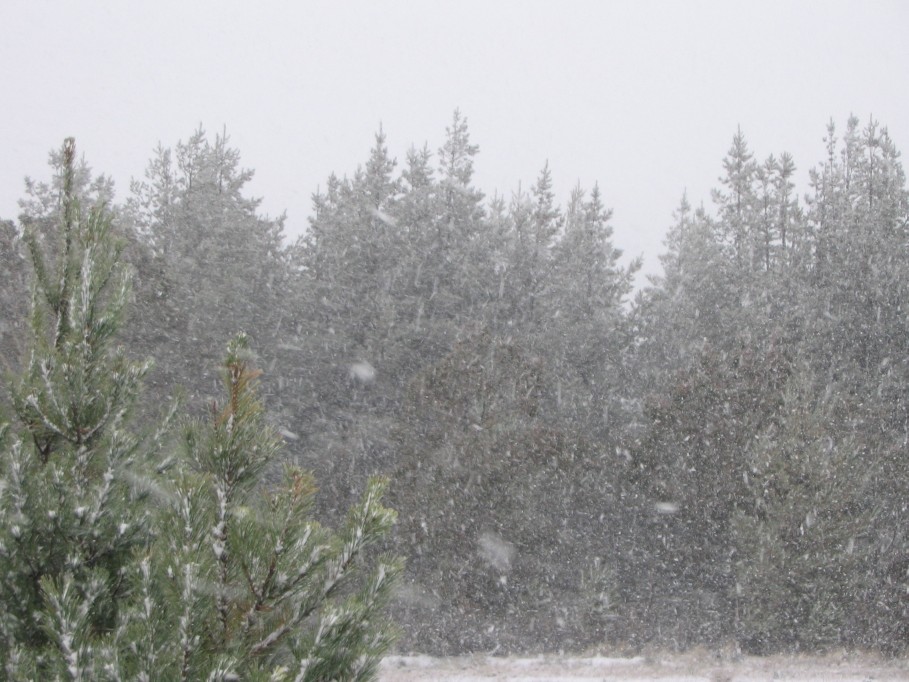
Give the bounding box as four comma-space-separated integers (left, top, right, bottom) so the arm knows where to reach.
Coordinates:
2, 112, 908, 663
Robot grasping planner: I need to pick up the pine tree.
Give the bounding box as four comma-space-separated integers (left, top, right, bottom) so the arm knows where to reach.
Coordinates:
800, 117, 909, 650
543, 183, 636, 435
506, 163, 561, 329
123, 335, 402, 680
0, 138, 162, 677
285, 128, 409, 520
126, 127, 288, 408
432, 110, 490, 323
732, 366, 871, 653
712, 127, 758, 267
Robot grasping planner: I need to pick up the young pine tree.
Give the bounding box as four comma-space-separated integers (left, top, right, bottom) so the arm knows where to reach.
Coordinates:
0, 138, 163, 677
128, 334, 402, 680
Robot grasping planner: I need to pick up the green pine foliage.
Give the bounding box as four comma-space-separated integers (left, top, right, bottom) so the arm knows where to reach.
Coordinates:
0, 138, 157, 675
0, 139, 400, 680
132, 335, 401, 680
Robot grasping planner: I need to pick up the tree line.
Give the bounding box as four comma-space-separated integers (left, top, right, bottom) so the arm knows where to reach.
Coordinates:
2, 112, 907, 657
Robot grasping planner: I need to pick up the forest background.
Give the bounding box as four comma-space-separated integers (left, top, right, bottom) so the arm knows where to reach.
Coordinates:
2, 111, 908, 656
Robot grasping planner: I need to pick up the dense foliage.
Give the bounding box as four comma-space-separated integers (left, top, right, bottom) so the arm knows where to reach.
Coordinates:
0, 140, 400, 680
2, 113, 908, 657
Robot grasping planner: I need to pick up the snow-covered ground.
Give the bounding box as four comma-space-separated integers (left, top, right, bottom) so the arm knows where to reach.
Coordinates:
379, 652, 909, 681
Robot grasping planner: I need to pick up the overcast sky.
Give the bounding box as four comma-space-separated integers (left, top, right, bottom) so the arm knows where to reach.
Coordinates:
2, 0, 907, 283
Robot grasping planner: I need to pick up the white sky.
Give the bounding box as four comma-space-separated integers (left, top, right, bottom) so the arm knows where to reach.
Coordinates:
1, 0, 907, 283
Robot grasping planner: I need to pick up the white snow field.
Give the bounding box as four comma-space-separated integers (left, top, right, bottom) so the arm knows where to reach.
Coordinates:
378, 652, 909, 681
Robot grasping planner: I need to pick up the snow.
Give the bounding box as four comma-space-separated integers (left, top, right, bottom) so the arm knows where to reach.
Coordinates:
348, 361, 377, 384
378, 653, 909, 681
477, 531, 515, 572
370, 206, 398, 227
278, 427, 300, 441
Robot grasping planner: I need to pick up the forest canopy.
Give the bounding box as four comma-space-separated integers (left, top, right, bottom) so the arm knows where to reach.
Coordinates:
2, 113, 908, 658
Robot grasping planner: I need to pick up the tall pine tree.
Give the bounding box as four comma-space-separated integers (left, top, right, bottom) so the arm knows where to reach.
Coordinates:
0, 138, 163, 676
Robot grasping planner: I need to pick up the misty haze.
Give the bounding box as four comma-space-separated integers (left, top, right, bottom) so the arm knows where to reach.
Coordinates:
1, 2, 908, 680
